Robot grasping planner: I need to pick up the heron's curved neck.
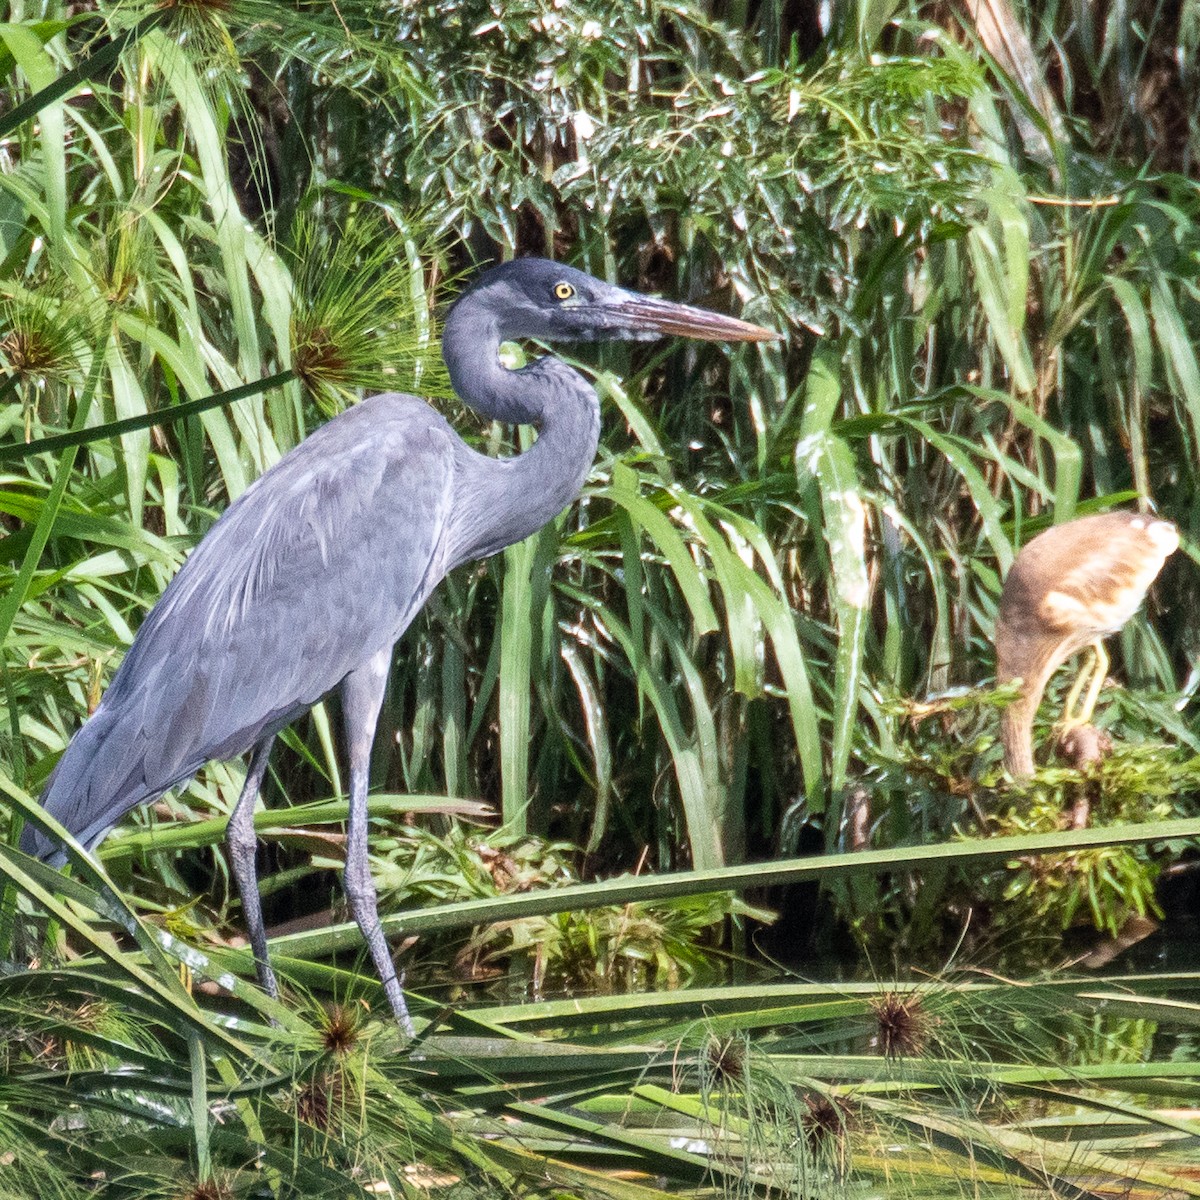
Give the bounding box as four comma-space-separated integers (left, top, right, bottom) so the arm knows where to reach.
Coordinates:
999, 695, 1038, 778
443, 294, 554, 424
441, 295, 601, 565
996, 639, 1058, 779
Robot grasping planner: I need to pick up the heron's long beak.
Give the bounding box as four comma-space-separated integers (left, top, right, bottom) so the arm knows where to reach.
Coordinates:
612, 295, 780, 342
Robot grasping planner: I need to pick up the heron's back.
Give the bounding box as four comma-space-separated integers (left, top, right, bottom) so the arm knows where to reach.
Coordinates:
22, 394, 459, 861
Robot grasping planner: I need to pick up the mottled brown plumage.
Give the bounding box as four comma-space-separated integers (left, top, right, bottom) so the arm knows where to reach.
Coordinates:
995, 510, 1178, 777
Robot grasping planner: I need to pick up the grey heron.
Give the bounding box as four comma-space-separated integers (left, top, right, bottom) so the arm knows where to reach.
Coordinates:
21, 257, 776, 1032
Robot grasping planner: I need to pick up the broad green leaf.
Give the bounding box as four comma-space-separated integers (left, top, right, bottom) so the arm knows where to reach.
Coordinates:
806, 429, 868, 794
268, 818, 1200, 958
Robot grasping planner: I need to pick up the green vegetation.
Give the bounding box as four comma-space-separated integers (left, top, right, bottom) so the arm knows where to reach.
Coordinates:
3, 0, 1200, 1194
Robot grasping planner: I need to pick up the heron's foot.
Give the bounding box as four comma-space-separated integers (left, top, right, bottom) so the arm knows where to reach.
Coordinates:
1053, 710, 1087, 740
1055, 721, 1113, 776
1054, 691, 1109, 741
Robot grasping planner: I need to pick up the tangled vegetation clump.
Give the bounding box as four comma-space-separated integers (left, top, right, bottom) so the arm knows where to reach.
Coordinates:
986, 742, 1200, 944
847, 692, 1200, 966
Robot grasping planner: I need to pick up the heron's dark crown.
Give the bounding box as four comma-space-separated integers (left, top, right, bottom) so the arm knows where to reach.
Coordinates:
449, 257, 659, 344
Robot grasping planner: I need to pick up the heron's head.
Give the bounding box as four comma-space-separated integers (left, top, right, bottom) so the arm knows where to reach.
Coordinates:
452, 258, 778, 346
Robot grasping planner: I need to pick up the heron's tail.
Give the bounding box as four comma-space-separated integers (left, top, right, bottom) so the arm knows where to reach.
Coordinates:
19, 705, 154, 865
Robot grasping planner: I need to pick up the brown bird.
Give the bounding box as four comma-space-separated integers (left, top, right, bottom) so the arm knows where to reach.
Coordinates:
995, 510, 1179, 777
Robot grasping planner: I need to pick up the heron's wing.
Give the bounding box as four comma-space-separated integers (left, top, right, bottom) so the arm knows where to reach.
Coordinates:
1037, 516, 1177, 636
40, 395, 458, 844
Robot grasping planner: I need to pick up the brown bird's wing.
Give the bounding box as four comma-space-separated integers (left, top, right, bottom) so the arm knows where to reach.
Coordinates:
1036, 513, 1177, 639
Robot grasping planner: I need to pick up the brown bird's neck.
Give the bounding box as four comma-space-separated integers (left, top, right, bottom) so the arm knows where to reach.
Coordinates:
996, 635, 1060, 779
999, 692, 1040, 777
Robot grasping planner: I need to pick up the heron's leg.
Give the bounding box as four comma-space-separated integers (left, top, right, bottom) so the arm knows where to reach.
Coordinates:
341, 650, 414, 1037
1060, 652, 1099, 724
1075, 638, 1109, 726
227, 735, 278, 998
1059, 640, 1108, 730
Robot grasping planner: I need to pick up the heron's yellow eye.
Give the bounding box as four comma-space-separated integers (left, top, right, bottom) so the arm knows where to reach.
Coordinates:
554, 282, 575, 300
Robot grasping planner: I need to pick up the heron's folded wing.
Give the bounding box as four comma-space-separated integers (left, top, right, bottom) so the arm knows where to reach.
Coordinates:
1040, 517, 1176, 636
45, 396, 459, 839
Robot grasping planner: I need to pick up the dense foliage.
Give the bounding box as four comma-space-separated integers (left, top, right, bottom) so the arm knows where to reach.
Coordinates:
3, 0, 1200, 1193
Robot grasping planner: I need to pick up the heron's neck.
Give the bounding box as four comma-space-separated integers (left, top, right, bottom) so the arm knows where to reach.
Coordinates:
999, 695, 1038, 778
996, 636, 1058, 779
443, 296, 555, 424
442, 302, 601, 565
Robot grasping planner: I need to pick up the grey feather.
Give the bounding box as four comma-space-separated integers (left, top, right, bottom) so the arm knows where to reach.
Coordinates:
24, 395, 457, 859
